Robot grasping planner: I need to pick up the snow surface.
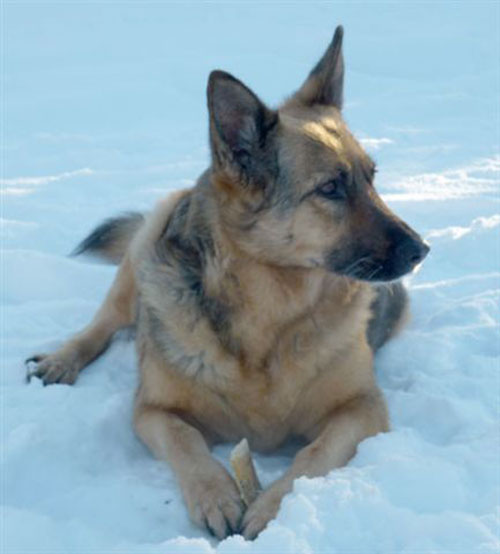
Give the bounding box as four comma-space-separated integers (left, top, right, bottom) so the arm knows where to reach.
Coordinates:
2, 2, 499, 553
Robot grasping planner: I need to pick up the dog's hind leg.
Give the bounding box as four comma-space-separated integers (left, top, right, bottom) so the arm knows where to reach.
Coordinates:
134, 402, 244, 540
26, 254, 136, 385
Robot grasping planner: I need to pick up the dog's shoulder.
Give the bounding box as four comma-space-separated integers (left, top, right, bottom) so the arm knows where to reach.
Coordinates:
128, 188, 193, 267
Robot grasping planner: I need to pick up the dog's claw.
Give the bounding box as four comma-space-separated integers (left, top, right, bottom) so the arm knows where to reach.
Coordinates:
185, 464, 245, 541
203, 517, 217, 538
224, 514, 236, 536
25, 355, 43, 383
201, 501, 242, 540
23, 353, 79, 386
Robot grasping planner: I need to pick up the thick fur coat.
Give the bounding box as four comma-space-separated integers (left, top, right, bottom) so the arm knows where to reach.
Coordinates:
27, 26, 428, 539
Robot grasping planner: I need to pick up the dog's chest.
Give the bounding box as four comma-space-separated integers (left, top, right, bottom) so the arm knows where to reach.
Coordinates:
140, 264, 374, 448
192, 357, 316, 449
181, 311, 367, 448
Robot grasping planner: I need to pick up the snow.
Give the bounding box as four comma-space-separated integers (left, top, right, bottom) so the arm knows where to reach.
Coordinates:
2, 2, 499, 553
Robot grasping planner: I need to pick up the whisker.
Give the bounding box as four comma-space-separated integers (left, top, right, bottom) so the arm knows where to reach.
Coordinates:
342, 256, 371, 277
364, 264, 383, 281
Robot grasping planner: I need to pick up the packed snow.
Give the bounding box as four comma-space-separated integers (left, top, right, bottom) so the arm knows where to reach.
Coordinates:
2, 3, 499, 553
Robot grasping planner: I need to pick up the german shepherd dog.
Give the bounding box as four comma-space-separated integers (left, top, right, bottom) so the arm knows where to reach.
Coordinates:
27, 26, 429, 540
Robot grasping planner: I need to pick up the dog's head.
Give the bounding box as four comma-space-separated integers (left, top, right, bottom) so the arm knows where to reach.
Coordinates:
207, 26, 429, 282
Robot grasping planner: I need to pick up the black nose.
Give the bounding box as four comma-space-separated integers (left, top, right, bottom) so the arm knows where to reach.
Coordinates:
395, 236, 430, 269
409, 240, 430, 265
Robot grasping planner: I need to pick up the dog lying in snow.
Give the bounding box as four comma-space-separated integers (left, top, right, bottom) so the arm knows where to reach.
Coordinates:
27, 26, 429, 539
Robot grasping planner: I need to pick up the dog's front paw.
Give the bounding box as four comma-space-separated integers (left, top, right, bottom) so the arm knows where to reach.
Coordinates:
25, 352, 80, 385
241, 485, 284, 540
182, 463, 245, 540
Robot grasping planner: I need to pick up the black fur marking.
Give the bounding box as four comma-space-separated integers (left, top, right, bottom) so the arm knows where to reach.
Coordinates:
145, 306, 209, 377
153, 194, 237, 355
367, 282, 408, 351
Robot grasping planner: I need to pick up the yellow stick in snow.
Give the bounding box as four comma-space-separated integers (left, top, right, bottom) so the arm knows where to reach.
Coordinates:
230, 438, 262, 507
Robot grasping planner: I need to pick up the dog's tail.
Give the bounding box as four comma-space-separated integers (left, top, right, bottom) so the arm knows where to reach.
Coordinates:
72, 212, 145, 264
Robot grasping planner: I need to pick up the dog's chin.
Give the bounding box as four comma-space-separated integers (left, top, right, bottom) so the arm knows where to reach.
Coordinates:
325, 258, 422, 283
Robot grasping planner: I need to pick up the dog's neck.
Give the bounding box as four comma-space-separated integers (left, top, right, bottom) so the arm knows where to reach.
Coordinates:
203, 206, 358, 368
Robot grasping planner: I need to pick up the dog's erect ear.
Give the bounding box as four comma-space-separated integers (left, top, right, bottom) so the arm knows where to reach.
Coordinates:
207, 70, 277, 172
292, 25, 344, 109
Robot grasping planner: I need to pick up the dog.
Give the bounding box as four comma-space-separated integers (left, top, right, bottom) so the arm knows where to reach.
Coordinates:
26, 26, 429, 540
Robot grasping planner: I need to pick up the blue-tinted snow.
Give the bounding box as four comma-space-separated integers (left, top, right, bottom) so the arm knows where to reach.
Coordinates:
2, 2, 499, 553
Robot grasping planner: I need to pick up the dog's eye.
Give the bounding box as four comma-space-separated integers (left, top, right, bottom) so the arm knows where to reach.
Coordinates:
317, 172, 347, 200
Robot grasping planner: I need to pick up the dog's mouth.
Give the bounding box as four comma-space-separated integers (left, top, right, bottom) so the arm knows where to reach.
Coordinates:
325, 240, 430, 282
331, 255, 385, 281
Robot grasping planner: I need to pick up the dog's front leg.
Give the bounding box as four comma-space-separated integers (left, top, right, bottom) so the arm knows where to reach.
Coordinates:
26, 254, 136, 385
134, 404, 244, 539
241, 390, 389, 539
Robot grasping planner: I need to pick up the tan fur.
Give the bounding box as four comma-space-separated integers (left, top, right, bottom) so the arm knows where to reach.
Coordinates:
28, 27, 428, 540
135, 226, 382, 449
131, 185, 389, 538
29, 182, 389, 537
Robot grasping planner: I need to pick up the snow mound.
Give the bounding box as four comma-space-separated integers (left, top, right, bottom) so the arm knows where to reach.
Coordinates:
3, 3, 499, 553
